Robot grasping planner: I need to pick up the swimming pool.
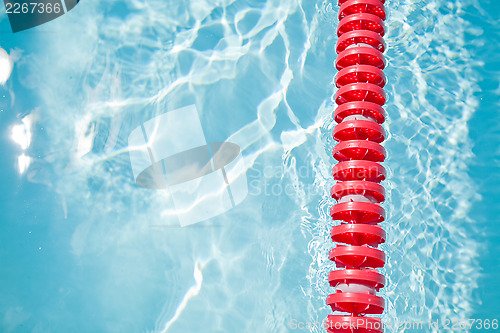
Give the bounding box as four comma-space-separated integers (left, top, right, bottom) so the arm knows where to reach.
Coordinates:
0, 0, 498, 332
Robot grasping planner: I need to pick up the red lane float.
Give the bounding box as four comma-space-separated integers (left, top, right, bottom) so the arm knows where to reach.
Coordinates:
333, 119, 386, 143
330, 245, 385, 269
332, 140, 386, 162
334, 101, 386, 124
336, 47, 386, 70
336, 65, 386, 88
339, 0, 385, 4
331, 224, 386, 246
331, 180, 385, 202
330, 201, 385, 224
326, 315, 383, 333
336, 30, 386, 53
335, 83, 386, 106
328, 0, 388, 330
332, 160, 386, 182
337, 13, 385, 37
329, 269, 386, 290
339, 0, 386, 21
326, 292, 385, 314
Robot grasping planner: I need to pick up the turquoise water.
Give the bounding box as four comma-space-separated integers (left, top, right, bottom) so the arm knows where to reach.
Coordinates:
0, 0, 498, 332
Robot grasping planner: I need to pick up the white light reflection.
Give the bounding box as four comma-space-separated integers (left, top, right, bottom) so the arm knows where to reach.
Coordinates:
17, 154, 32, 174
11, 115, 33, 174
0, 47, 13, 85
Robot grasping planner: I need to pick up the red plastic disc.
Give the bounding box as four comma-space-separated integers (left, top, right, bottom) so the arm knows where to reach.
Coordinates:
334, 101, 386, 124
336, 46, 386, 70
339, 0, 385, 4
337, 30, 386, 53
333, 140, 386, 162
330, 201, 385, 224
327, 292, 385, 314
331, 181, 385, 202
326, 315, 383, 333
335, 83, 386, 106
333, 120, 386, 143
333, 160, 386, 182
329, 268, 385, 290
336, 65, 386, 88
339, 0, 386, 21
329, 245, 386, 268
338, 13, 385, 37
331, 224, 386, 246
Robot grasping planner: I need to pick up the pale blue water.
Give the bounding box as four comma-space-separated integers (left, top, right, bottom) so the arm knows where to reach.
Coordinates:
0, 0, 498, 332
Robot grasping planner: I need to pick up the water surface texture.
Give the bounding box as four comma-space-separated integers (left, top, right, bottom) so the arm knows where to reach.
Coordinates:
0, 0, 498, 332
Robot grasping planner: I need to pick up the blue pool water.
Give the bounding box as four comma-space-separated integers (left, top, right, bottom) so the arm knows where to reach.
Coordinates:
0, 0, 498, 332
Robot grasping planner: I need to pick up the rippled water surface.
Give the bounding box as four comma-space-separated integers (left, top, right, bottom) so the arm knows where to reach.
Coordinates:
0, 0, 498, 332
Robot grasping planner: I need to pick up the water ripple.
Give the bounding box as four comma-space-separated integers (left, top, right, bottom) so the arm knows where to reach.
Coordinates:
7, 0, 488, 332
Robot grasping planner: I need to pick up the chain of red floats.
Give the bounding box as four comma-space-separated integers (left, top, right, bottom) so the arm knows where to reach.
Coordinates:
326, 0, 387, 332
